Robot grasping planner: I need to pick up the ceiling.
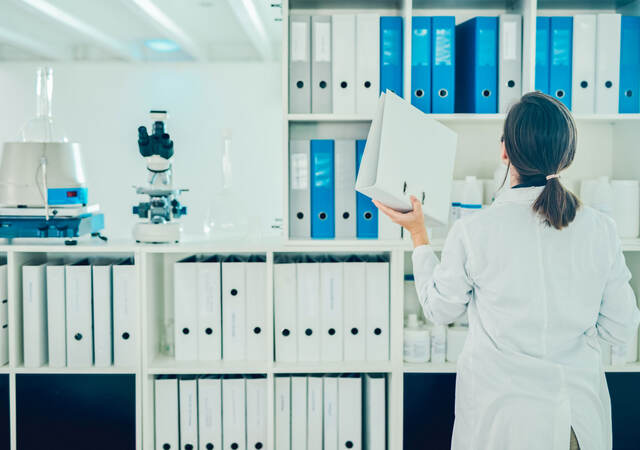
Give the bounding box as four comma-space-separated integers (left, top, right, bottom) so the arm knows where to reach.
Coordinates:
0, 0, 283, 62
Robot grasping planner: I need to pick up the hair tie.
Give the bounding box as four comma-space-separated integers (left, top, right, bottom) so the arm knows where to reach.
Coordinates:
546, 173, 560, 181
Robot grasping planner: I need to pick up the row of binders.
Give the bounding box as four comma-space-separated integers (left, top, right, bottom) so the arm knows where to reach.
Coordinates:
276, 374, 386, 450
536, 15, 640, 113
289, 139, 401, 240
173, 255, 267, 362
155, 375, 267, 450
275, 255, 389, 363
22, 258, 137, 368
0, 265, 6, 366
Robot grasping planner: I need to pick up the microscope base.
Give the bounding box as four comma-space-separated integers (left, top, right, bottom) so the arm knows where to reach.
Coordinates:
134, 222, 182, 244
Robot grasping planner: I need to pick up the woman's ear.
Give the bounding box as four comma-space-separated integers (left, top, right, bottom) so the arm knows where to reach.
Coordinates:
500, 140, 509, 164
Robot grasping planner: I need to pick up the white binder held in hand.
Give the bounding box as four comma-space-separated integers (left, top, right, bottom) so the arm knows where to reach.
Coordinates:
355, 91, 457, 225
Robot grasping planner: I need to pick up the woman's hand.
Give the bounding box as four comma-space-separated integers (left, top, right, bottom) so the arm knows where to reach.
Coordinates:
373, 195, 430, 248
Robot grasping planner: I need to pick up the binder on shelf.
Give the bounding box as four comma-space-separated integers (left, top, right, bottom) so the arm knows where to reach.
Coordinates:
198, 376, 222, 450
222, 377, 246, 450
174, 256, 198, 361
46, 263, 66, 367
246, 257, 267, 361
289, 140, 311, 239
365, 259, 390, 361
197, 256, 221, 361
92, 262, 112, 368
246, 377, 268, 450
274, 263, 297, 362
432, 16, 456, 113
0, 265, 7, 366
113, 258, 137, 367
498, 14, 522, 113
289, 15, 311, 114
571, 15, 597, 114
338, 375, 362, 450
323, 376, 339, 450
222, 257, 247, 361
411, 16, 431, 113
22, 263, 48, 368
356, 13, 380, 114
343, 260, 366, 360
535, 16, 551, 95
334, 139, 357, 239
595, 14, 622, 114
619, 16, 640, 114
307, 376, 323, 450
356, 139, 378, 239
311, 15, 333, 113
297, 261, 321, 362
380, 16, 403, 97
291, 376, 308, 450
320, 261, 344, 362
332, 14, 356, 114
310, 139, 335, 239
179, 377, 198, 450
549, 16, 573, 109
154, 377, 179, 450
275, 376, 291, 450
364, 374, 386, 450
65, 259, 92, 367
455, 17, 498, 114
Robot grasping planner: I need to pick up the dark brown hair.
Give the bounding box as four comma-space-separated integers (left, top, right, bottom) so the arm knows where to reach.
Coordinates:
503, 91, 580, 230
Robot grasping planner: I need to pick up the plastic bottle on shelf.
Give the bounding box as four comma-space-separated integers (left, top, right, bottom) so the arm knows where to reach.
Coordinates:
460, 176, 483, 217
430, 324, 447, 363
449, 180, 465, 226
611, 180, 640, 238
587, 176, 614, 217
403, 314, 431, 363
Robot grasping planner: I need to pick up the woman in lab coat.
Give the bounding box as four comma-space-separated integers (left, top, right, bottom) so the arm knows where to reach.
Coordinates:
375, 92, 640, 450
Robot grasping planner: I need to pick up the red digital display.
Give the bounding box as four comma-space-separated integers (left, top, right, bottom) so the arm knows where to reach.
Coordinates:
66, 191, 78, 198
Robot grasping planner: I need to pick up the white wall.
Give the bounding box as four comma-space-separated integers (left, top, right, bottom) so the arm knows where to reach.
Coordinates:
0, 62, 283, 240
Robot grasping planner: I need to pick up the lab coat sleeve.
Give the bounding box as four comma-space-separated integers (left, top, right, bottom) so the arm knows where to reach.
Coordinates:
596, 226, 640, 347
412, 221, 474, 325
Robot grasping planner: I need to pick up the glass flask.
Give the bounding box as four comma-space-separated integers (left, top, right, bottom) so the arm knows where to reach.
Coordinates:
19, 67, 68, 143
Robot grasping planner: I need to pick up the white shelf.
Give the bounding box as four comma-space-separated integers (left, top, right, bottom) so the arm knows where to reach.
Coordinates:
148, 356, 269, 375
272, 361, 393, 373
12, 365, 137, 375
404, 362, 640, 373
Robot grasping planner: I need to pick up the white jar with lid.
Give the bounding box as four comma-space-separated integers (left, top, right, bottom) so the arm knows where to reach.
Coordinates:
460, 176, 483, 217
403, 314, 431, 363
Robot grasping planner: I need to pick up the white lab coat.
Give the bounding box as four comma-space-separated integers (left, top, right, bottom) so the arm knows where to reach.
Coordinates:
413, 186, 640, 450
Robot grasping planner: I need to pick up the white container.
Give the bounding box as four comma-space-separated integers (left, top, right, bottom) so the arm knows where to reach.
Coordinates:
403, 314, 431, 363
580, 179, 597, 206
403, 277, 421, 318
611, 180, 640, 238
584, 176, 614, 217
430, 324, 447, 363
450, 180, 466, 225
460, 176, 483, 217
446, 327, 469, 363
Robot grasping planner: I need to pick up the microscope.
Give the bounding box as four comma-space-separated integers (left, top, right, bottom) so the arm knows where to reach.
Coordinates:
132, 110, 187, 243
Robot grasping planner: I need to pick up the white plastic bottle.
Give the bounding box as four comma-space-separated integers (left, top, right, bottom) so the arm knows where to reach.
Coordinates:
403, 314, 431, 363
460, 176, 484, 217
589, 176, 614, 217
431, 324, 447, 363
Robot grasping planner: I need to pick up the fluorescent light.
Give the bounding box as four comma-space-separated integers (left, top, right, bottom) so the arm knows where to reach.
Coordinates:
145, 39, 180, 52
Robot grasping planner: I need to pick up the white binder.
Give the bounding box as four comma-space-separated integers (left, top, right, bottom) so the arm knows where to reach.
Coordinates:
356, 14, 380, 114
275, 376, 291, 450
595, 14, 622, 114
113, 258, 137, 367
572, 15, 597, 114
65, 259, 93, 367
179, 377, 199, 450
311, 15, 333, 113
46, 264, 66, 367
343, 261, 366, 361
174, 256, 198, 361
246, 377, 268, 450
92, 262, 112, 368
222, 377, 246, 450
289, 140, 311, 239
222, 259, 247, 361
155, 377, 179, 450
339, 375, 362, 450
366, 260, 390, 361
22, 263, 48, 368
323, 376, 339, 450
498, 14, 522, 113
274, 263, 297, 362
0, 265, 7, 366
307, 376, 323, 450
364, 374, 386, 450
296, 262, 321, 362
198, 376, 222, 450
289, 15, 311, 114
378, 214, 402, 240
291, 376, 308, 450
332, 14, 356, 114
320, 262, 344, 362
197, 256, 221, 361
334, 140, 357, 239
246, 259, 268, 361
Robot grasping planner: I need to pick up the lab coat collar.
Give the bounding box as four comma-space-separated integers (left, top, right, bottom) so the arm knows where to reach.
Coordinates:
493, 186, 545, 206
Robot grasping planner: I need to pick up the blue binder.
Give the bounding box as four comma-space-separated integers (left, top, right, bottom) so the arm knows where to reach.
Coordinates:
619, 16, 640, 114
455, 17, 498, 113
380, 16, 403, 97
549, 16, 573, 109
535, 17, 550, 95
411, 16, 431, 113
355, 140, 377, 239
431, 16, 455, 113
310, 140, 335, 239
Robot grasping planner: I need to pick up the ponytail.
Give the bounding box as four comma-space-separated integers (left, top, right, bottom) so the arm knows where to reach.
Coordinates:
532, 178, 580, 230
